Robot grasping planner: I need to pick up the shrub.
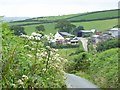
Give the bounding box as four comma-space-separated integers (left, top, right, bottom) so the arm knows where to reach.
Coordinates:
66, 52, 91, 73
96, 38, 119, 52
2, 23, 67, 88
89, 48, 119, 88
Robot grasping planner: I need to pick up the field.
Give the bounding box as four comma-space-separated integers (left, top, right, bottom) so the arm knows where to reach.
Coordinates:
23, 23, 56, 35
32, 13, 79, 21
22, 18, 117, 35
72, 19, 117, 31
68, 9, 118, 20
31, 9, 118, 21
58, 48, 78, 60
9, 9, 119, 35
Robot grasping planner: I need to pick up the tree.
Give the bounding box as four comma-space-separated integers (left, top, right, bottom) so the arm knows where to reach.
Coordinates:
35, 25, 45, 32
96, 38, 119, 52
10, 25, 26, 36
72, 26, 84, 35
55, 19, 76, 33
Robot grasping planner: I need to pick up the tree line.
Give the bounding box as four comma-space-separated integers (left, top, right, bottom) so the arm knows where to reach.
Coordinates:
10, 19, 85, 36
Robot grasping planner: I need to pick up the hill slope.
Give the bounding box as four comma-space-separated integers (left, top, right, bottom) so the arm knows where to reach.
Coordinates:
9, 9, 119, 35
90, 48, 119, 88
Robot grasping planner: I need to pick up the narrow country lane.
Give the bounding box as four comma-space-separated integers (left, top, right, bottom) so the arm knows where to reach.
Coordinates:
77, 37, 88, 52
65, 73, 100, 89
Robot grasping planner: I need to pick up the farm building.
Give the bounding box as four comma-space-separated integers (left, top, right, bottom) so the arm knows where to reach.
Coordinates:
54, 32, 78, 44
106, 28, 120, 37
91, 34, 112, 44
77, 29, 96, 37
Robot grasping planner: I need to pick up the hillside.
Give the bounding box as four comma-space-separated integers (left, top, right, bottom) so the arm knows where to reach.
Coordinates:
9, 9, 119, 35
89, 48, 119, 88
67, 9, 119, 21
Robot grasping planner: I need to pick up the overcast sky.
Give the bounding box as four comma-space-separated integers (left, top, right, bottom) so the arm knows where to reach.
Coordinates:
0, 0, 119, 17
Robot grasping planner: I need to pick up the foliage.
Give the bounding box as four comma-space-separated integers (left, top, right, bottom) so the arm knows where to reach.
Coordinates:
65, 52, 91, 73
82, 33, 92, 37
69, 41, 85, 56
55, 19, 76, 33
35, 25, 45, 32
9, 18, 117, 36
10, 25, 26, 36
96, 38, 119, 52
72, 26, 84, 35
68, 9, 118, 21
2, 23, 67, 88
89, 48, 119, 88
9, 9, 118, 35
51, 44, 80, 49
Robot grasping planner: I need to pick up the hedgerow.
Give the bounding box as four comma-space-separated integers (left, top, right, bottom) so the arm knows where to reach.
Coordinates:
1, 23, 67, 88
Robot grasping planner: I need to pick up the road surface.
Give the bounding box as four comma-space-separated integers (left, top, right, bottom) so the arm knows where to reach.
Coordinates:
65, 73, 100, 89
78, 37, 88, 52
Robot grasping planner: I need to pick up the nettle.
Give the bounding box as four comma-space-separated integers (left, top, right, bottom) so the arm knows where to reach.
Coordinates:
2, 23, 67, 88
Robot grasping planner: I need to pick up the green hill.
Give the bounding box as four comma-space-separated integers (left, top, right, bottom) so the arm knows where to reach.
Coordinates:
90, 48, 119, 88
9, 9, 119, 35
67, 9, 119, 21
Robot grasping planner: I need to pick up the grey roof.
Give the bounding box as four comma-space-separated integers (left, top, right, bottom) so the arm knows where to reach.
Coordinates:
110, 28, 120, 31
81, 30, 93, 33
59, 32, 74, 37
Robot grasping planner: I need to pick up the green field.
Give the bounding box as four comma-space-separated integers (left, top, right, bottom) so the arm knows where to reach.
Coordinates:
32, 9, 118, 21
32, 13, 80, 21
9, 9, 119, 35
10, 21, 39, 26
68, 10, 118, 21
72, 19, 117, 31
23, 18, 117, 35
58, 48, 79, 60
24, 23, 56, 35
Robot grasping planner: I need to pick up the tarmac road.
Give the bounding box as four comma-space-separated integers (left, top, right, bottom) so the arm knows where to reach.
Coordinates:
65, 73, 100, 89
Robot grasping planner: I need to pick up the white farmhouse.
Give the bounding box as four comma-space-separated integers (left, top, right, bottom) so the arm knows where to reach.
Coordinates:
54, 32, 64, 41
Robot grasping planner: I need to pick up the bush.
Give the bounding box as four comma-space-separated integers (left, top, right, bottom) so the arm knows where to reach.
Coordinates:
51, 44, 80, 49
89, 48, 119, 88
69, 43, 84, 56
66, 52, 91, 73
10, 25, 27, 36
96, 38, 119, 52
2, 23, 66, 88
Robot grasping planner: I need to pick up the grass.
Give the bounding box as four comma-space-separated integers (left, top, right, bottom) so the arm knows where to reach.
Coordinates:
9, 21, 39, 26
9, 9, 118, 35
32, 13, 80, 21
58, 48, 79, 60
32, 9, 118, 21
23, 23, 56, 35
23, 18, 117, 35
72, 19, 117, 31
68, 10, 118, 21
0, 22, 2, 51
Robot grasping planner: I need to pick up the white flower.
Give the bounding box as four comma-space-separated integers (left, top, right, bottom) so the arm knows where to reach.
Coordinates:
31, 32, 42, 37
17, 79, 24, 85
40, 52, 47, 58
27, 54, 32, 58
28, 36, 34, 40
43, 68, 46, 71
36, 53, 40, 56
46, 46, 50, 49
31, 32, 37, 36
24, 45, 29, 48
11, 84, 16, 87
31, 48, 35, 51
22, 75, 28, 80
20, 34, 29, 38
34, 36, 41, 40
